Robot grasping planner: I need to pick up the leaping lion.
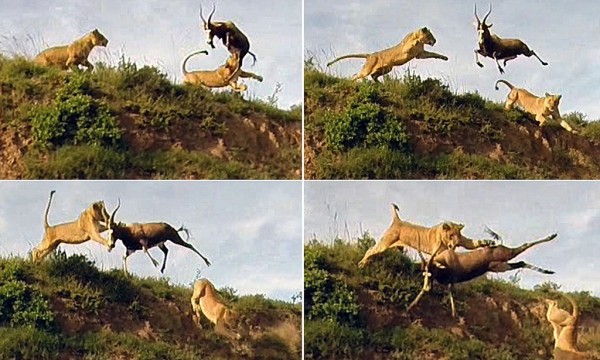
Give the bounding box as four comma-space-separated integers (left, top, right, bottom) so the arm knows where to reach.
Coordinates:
327, 27, 448, 82
33, 29, 109, 71
182, 51, 263, 92
495, 80, 578, 134
358, 204, 495, 268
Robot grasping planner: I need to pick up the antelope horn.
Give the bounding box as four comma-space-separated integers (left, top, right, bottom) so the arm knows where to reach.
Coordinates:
482, 3, 492, 24
199, 4, 206, 24
109, 198, 121, 225
208, 3, 216, 24
474, 4, 481, 25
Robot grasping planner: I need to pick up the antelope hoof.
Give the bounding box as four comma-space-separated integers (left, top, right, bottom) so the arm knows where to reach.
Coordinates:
476, 62, 484, 68
542, 62, 548, 66
441, 56, 449, 61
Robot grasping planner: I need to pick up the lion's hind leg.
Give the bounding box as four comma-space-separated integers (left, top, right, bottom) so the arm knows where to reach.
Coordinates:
352, 56, 377, 82
357, 229, 400, 268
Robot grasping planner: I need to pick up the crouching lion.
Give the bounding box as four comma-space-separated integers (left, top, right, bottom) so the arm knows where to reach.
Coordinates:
33, 29, 108, 71
327, 27, 448, 82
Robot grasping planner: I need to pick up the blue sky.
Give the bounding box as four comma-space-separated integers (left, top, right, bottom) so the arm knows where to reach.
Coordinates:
0, 0, 302, 109
305, 0, 600, 119
0, 181, 302, 301
305, 181, 600, 296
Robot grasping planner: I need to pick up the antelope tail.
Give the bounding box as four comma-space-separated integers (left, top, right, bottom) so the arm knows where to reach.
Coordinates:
182, 50, 209, 75
248, 51, 257, 66
327, 53, 370, 67
176, 224, 191, 241
44, 190, 56, 229
495, 79, 515, 91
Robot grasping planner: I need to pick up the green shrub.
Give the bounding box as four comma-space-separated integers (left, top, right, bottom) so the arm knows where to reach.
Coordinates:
0, 258, 30, 282
0, 327, 62, 360
24, 145, 128, 179
29, 72, 122, 148
304, 267, 361, 326
304, 320, 366, 360
45, 251, 100, 283
0, 280, 55, 330
314, 148, 415, 179
324, 83, 409, 152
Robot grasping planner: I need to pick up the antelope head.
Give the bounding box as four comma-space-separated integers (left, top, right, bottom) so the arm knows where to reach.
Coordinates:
474, 3, 493, 45
200, 4, 217, 49
106, 198, 121, 248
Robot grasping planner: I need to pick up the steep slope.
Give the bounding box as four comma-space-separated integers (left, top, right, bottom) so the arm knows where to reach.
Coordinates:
0, 252, 301, 359
0, 56, 301, 179
304, 65, 600, 179
304, 235, 600, 360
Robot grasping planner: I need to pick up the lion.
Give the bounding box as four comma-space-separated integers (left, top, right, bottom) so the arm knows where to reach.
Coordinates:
358, 204, 495, 268
33, 29, 108, 71
32, 190, 114, 263
495, 80, 577, 134
547, 293, 593, 359
327, 27, 448, 82
546, 298, 573, 348
182, 51, 263, 92
190, 278, 249, 343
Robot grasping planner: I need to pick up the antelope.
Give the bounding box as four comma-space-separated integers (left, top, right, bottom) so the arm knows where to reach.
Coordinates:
105, 201, 211, 274
474, 4, 548, 74
199, 4, 257, 79
407, 231, 557, 317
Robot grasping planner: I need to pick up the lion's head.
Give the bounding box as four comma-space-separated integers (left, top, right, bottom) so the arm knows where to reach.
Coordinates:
543, 93, 562, 112
415, 27, 436, 46
439, 222, 465, 250
90, 29, 109, 47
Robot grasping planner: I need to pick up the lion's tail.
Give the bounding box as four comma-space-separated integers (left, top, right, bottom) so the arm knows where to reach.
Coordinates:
495, 79, 514, 91
327, 53, 370, 67
182, 50, 209, 75
562, 293, 579, 323
44, 190, 56, 229
390, 203, 401, 223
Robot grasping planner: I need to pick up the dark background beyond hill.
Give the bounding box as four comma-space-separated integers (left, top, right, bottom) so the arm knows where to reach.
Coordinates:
304, 235, 600, 360
0, 252, 301, 360
0, 56, 301, 179
304, 62, 600, 179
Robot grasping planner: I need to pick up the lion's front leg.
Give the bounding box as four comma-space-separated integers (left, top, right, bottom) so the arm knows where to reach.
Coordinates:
417, 50, 448, 61
535, 113, 549, 127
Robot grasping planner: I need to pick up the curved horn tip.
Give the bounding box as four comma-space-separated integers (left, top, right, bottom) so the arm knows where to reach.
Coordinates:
208, 3, 216, 22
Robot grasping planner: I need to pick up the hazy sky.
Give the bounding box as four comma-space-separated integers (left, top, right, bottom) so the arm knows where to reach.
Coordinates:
0, 0, 302, 109
305, 0, 600, 119
305, 181, 600, 296
0, 181, 302, 301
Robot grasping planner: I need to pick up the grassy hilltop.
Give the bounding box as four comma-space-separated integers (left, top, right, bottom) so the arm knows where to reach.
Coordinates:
304, 62, 600, 179
0, 56, 301, 179
304, 235, 600, 360
0, 252, 301, 359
